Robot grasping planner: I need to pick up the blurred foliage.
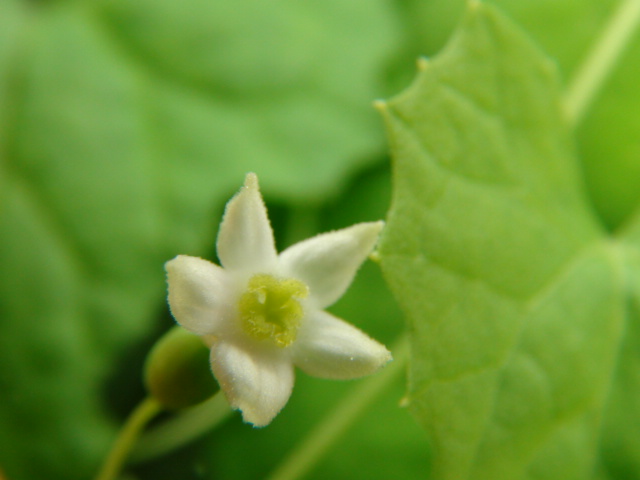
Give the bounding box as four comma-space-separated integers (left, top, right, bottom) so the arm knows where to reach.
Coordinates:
0, 0, 400, 478
0, 0, 639, 479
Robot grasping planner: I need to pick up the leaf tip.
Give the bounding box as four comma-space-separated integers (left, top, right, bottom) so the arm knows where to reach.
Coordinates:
466, 0, 483, 11
372, 99, 388, 112
416, 57, 430, 71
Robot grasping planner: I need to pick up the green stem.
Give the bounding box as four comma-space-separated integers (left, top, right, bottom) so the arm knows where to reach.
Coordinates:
130, 391, 232, 463
564, 0, 640, 125
265, 335, 410, 480
94, 396, 162, 480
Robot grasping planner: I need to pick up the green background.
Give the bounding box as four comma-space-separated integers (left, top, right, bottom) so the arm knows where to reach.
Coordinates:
1, 0, 639, 479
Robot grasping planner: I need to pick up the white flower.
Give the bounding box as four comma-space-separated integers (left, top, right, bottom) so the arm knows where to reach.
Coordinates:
165, 173, 391, 426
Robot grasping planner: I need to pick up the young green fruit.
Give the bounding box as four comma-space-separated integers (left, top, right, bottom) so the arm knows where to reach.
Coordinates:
144, 326, 220, 410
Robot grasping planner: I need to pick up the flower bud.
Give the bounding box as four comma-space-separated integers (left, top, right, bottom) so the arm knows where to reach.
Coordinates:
144, 326, 220, 410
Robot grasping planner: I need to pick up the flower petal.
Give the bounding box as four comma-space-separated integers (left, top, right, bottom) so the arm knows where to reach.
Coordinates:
211, 340, 294, 427
166, 255, 235, 336
292, 310, 391, 379
217, 173, 277, 272
279, 221, 384, 308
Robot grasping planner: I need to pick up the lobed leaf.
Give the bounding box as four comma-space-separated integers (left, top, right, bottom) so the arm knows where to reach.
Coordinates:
378, 3, 630, 478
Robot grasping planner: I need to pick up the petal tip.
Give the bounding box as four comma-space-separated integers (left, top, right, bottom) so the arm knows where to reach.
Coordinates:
369, 344, 393, 372
382, 348, 393, 365
355, 220, 385, 251
238, 407, 275, 428
164, 254, 214, 277
217, 172, 277, 270
244, 172, 259, 190
164, 254, 191, 273
369, 220, 385, 237
227, 389, 287, 428
356, 220, 385, 237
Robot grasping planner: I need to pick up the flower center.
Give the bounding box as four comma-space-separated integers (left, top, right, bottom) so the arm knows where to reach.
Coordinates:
238, 274, 309, 348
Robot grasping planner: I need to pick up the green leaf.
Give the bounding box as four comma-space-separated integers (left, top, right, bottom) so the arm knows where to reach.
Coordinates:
97, 0, 399, 201
598, 217, 640, 479
0, 1, 399, 478
394, 0, 640, 229
0, 5, 166, 478
378, 3, 627, 478
394, 0, 617, 74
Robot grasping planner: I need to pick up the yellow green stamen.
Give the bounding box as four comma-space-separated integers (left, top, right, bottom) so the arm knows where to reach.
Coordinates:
238, 274, 308, 347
